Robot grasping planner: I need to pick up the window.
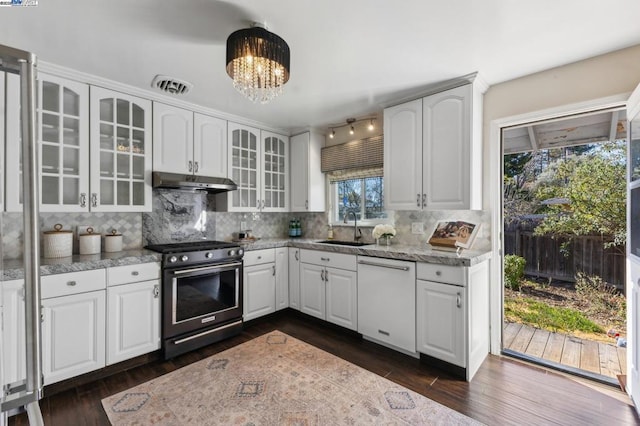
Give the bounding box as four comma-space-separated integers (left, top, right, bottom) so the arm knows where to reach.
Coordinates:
331, 176, 389, 225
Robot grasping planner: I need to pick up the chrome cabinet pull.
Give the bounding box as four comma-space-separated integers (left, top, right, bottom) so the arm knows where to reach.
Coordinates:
80, 193, 87, 208
295, 250, 299, 261
194, 161, 199, 172
357, 260, 410, 271
378, 329, 390, 336
435, 271, 442, 276
272, 265, 276, 276
422, 193, 426, 208
324, 270, 328, 283
91, 193, 98, 208
153, 285, 160, 298
320, 257, 330, 262
305, 200, 308, 210
320, 269, 325, 281
188, 160, 193, 172
416, 193, 420, 207
456, 292, 462, 308
67, 281, 77, 287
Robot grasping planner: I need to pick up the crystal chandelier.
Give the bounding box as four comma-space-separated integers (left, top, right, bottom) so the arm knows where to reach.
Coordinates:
226, 23, 290, 104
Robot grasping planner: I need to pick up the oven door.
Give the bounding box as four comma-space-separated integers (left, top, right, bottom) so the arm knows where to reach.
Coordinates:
163, 261, 243, 338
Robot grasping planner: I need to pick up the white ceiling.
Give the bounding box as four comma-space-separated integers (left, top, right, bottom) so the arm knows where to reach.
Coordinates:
1, 0, 639, 134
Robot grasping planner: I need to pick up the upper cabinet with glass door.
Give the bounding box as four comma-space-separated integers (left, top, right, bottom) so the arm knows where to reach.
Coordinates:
225, 123, 288, 212
6, 72, 89, 212
90, 87, 152, 212
0, 71, 5, 211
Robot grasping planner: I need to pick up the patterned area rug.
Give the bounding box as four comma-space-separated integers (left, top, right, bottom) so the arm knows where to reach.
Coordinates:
101, 331, 482, 425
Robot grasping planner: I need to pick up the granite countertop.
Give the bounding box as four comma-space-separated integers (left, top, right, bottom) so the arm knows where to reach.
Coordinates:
237, 238, 492, 266
1, 239, 491, 281
2, 249, 162, 280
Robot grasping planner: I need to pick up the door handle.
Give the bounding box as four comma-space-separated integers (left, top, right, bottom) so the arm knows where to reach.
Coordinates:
272, 265, 276, 276
153, 285, 160, 298
188, 160, 193, 172
194, 161, 199, 173
324, 269, 328, 282
320, 269, 325, 281
305, 200, 308, 210
456, 292, 462, 308
295, 250, 299, 261
416, 193, 420, 207
80, 193, 87, 208
91, 193, 98, 208
422, 193, 426, 208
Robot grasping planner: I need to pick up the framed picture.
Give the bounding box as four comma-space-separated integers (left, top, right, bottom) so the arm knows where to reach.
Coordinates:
428, 220, 480, 251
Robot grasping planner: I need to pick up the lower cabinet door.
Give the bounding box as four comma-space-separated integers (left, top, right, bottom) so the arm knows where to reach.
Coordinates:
325, 268, 357, 331
42, 290, 106, 385
299, 263, 325, 320
243, 263, 276, 321
107, 280, 160, 365
416, 280, 466, 367
288, 248, 301, 310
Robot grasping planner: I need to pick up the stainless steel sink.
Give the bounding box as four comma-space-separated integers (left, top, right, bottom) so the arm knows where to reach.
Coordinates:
315, 240, 369, 247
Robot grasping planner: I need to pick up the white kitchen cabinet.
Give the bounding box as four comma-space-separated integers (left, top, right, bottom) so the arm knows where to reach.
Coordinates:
90, 87, 152, 212
1, 279, 26, 388
6, 72, 89, 212
288, 248, 301, 310
106, 263, 161, 365
194, 113, 227, 178
152, 103, 228, 179
299, 249, 357, 330
357, 257, 416, 354
224, 123, 288, 212
290, 131, 325, 212
243, 249, 276, 321
416, 260, 489, 381
384, 81, 484, 211
41, 269, 107, 385
275, 247, 289, 310
152, 102, 193, 175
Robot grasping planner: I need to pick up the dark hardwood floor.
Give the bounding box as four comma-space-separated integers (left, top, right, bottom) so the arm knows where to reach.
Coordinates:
8, 310, 640, 425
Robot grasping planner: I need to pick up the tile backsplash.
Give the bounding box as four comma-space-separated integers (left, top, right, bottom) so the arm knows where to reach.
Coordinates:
1, 189, 490, 260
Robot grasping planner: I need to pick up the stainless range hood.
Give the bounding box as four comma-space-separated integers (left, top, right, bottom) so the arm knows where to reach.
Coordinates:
152, 172, 238, 193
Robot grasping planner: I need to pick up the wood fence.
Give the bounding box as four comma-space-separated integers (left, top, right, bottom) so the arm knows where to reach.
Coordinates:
504, 229, 625, 290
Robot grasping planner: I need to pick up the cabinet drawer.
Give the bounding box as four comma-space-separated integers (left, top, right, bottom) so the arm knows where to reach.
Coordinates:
416, 263, 465, 286
41, 269, 106, 299
244, 249, 276, 266
300, 249, 356, 271
107, 262, 161, 286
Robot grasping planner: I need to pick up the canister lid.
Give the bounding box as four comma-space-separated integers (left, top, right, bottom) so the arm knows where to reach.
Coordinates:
80, 227, 101, 237
105, 229, 122, 237
44, 223, 73, 234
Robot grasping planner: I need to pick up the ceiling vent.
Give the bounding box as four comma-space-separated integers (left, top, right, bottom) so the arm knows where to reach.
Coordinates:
151, 75, 193, 95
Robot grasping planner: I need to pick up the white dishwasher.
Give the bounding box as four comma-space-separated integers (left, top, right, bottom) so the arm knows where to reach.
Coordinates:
357, 256, 417, 354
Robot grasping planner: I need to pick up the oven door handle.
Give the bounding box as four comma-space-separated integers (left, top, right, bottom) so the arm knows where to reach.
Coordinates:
170, 262, 243, 275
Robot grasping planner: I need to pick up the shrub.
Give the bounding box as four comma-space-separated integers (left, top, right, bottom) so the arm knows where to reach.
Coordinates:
575, 272, 626, 318
504, 255, 526, 290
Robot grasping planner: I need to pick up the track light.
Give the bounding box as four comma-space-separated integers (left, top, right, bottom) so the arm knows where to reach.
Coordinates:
326, 117, 377, 139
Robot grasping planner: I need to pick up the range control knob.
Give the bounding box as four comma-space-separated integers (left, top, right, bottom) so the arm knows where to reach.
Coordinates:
228, 249, 236, 256
205, 252, 213, 259
169, 256, 178, 263
180, 255, 189, 262
237, 248, 244, 256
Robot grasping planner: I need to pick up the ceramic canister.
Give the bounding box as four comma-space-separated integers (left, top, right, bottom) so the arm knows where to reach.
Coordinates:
43, 223, 73, 258
104, 229, 123, 253
79, 227, 101, 255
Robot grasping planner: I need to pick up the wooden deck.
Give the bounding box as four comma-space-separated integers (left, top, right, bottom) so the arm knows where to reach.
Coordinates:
503, 322, 627, 380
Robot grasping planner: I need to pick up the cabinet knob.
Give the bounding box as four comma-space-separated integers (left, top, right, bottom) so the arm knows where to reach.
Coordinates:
131, 271, 139, 276
67, 280, 77, 286
435, 271, 442, 276
153, 285, 160, 298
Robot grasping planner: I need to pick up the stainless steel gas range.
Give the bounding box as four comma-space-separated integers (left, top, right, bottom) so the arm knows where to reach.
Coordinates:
145, 241, 245, 359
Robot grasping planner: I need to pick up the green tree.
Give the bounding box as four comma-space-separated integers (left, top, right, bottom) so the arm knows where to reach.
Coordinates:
533, 141, 626, 249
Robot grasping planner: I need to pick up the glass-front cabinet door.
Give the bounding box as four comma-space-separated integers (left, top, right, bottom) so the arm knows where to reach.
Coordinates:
228, 122, 260, 211
261, 131, 288, 212
39, 74, 89, 212
90, 87, 151, 212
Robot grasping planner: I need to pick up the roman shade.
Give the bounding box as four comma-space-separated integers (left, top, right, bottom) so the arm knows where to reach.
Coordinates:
321, 135, 383, 183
